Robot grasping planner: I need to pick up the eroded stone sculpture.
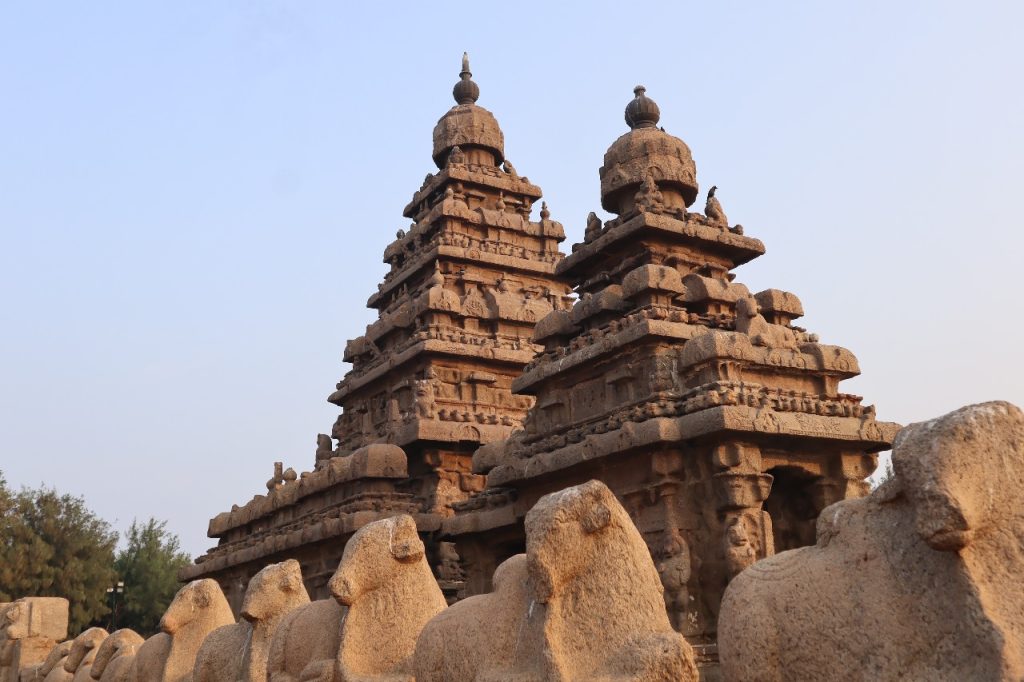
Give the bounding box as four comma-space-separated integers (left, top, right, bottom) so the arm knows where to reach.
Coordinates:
413, 554, 530, 681
267, 515, 446, 681
418, 480, 697, 681
88, 629, 143, 682
137, 580, 233, 682
27, 640, 71, 682
0, 598, 68, 682
62, 629, 107, 682
193, 559, 309, 682
719, 401, 1024, 681
125, 634, 169, 682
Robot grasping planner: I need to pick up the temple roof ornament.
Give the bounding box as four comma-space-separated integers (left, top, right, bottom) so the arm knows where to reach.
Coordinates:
432, 53, 505, 168
453, 52, 480, 105
625, 85, 661, 129
600, 85, 699, 213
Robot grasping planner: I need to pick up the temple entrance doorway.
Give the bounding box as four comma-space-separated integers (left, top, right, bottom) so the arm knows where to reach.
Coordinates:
763, 466, 820, 552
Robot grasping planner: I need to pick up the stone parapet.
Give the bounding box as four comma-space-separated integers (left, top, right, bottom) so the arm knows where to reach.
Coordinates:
483, 406, 899, 487
207, 444, 408, 538
559, 211, 765, 281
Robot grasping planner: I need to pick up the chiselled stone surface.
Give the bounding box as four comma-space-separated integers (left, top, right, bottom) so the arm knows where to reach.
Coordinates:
266, 515, 446, 681
719, 401, 1024, 681
151, 580, 233, 682
0, 598, 68, 682
63, 628, 106, 682
183, 55, 571, 609
416, 480, 697, 681
193, 560, 309, 682
90, 629, 143, 682
443, 86, 899, 672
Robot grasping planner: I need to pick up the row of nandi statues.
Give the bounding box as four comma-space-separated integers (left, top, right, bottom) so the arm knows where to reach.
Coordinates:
4, 479, 699, 682
4, 401, 1024, 681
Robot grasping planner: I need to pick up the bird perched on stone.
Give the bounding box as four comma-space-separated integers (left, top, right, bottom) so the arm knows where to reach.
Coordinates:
502, 159, 519, 179
396, 229, 406, 239
705, 185, 728, 226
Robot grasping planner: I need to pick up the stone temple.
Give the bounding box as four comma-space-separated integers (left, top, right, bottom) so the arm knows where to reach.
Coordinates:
182, 56, 899, 666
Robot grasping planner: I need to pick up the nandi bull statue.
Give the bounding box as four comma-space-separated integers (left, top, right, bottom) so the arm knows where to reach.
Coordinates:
267, 514, 446, 681
194, 559, 309, 682
130, 579, 233, 682
89, 629, 143, 682
415, 479, 698, 681
62, 628, 107, 682
719, 401, 1024, 681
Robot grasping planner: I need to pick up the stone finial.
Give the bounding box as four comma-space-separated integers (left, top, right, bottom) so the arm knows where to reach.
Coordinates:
625, 85, 661, 129
453, 52, 480, 105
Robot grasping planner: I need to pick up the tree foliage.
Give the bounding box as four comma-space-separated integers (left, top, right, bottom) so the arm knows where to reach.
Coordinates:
0, 473, 191, 636
0, 473, 118, 632
113, 518, 191, 635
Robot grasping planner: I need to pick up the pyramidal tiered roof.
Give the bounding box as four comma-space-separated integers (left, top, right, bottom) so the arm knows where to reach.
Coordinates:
325, 54, 572, 470
182, 57, 572, 601
446, 86, 899, 654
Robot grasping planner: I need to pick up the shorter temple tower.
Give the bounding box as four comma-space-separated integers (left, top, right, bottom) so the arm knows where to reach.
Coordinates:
443, 86, 899, 664
182, 57, 573, 607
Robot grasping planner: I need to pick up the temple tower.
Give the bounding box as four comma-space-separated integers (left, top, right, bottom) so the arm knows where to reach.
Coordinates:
182, 56, 572, 606
443, 86, 900, 667
325, 53, 573, 514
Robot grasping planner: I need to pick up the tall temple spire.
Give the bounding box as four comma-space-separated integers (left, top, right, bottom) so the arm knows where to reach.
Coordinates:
453, 52, 480, 105
446, 80, 898, 650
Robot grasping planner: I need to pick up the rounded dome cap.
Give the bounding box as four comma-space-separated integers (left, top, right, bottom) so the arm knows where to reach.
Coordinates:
432, 54, 504, 168
624, 85, 660, 128
600, 86, 698, 213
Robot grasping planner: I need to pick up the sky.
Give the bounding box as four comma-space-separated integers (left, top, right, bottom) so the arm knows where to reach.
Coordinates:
1, 1, 1021, 559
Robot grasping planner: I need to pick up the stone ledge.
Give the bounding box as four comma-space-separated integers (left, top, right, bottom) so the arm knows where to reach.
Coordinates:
332, 338, 537, 403
207, 444, 408, 537
182, 510, 442, 580
485, 406, 900, 487
558, 211, 766, 280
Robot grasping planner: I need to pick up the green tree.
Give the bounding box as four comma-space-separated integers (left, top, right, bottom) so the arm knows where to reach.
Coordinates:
0, 474, 118, 632
114, 518, 191, 635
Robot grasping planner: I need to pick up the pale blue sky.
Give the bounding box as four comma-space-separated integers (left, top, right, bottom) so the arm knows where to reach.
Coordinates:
1, 2, 1021, 558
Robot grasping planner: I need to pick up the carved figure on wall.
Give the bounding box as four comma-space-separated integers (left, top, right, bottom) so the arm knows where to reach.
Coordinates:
414, 380, 437, 419
314, 434, 333, 464
435, 542, 465, 582
735, 296, 799, 350
635, 171, 666, 213
723, 513, 758, 579
447, 145, 466, 166
585, 211, 602, 240
657, 529, 692, 633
